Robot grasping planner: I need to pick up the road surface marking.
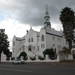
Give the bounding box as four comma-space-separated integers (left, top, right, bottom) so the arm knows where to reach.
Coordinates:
0, 68, 32, 72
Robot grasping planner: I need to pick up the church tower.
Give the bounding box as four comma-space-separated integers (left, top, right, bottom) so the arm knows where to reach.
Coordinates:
44, 4, 51, 28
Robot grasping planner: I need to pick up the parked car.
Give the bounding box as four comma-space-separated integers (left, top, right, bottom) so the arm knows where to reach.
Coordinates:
12, 59, 25, 64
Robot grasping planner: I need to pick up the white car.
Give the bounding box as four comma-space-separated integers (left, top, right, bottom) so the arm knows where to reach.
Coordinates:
12, 59, 25, 64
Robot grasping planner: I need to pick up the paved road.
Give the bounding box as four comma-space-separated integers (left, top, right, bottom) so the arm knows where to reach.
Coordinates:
0, 63, 75, 75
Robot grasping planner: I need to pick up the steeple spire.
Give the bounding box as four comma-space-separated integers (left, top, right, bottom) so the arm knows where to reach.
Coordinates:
44, 4, 51, 28
46, 4, 49, 15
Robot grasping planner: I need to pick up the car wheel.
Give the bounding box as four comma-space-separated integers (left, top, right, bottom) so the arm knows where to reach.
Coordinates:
17, 62, 19, 64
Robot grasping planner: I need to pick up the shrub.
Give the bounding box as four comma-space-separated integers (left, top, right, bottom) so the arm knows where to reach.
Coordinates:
11, 57, 15, 60
30, 56, 36, 61
43, 48, 56, 58
19, 51, 27, 57
38, 56, 45, 60
6, 57, 10, 61
49, 55, 57, 60
19, 51, 27, 60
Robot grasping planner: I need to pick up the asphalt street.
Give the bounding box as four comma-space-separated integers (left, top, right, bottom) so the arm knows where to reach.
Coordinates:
0, 63, 75, 75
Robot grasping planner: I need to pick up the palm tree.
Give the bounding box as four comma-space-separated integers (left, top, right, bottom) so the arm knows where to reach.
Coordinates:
59, 7, 75, 50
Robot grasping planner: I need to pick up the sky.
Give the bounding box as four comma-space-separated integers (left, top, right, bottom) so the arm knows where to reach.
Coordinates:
0, 0, 75, 51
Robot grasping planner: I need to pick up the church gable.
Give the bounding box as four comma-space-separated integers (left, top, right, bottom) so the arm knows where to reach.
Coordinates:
26, 27, 35, 36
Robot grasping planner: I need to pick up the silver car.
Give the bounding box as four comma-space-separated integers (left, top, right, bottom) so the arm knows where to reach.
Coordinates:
12, 59, 25, 64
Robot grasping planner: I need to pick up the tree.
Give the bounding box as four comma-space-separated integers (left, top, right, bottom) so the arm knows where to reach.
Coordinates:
0, 29, 10, 61
60, 47, 71, 56
60, 47, 71, 60
43, 48, 56, 60
59, 7, 75, 50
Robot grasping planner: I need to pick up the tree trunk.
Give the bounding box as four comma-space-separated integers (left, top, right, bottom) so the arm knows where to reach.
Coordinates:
68, 40, 72, 50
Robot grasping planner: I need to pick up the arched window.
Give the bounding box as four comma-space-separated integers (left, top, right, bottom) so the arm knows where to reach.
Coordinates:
29, 38, 30, 42
13, 41, 15, 46
31, 38, 33, 42
41, 35, 44, 41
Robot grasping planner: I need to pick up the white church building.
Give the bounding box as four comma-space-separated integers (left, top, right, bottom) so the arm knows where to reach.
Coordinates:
11, 5, 70, 62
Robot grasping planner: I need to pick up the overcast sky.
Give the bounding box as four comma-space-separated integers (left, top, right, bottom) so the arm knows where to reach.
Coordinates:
0, 0, 75, 51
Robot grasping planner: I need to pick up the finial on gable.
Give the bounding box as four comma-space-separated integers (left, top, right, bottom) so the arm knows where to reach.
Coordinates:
30, 26, 32, 30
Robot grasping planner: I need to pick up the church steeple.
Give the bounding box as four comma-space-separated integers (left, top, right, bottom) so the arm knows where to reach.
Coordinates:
44, 4, 51, 28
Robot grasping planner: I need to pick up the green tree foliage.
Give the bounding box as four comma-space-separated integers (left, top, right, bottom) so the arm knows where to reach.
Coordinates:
43, 48, 56, 59
0, 29, 10, 58
18, 51, 28, 60
59, 7, 75, 50
60, 47, 71, 56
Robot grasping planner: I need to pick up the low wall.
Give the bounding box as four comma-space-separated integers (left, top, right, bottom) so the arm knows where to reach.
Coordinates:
25, 55, 60, 62
60, 54, 73, 61
1, 53, 73, 63
1, 52, 11, 62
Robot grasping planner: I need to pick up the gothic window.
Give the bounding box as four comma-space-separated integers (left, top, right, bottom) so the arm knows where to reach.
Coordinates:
41, 44, 45, 48
38, 46, 39, 50
43, 44, 45, 48
57, 38, 61, 41
31, 38, 33, 42
41, 35, 44, 41
13, 41, 15, 46
29, 38, 30, 42
52, 36, 55, 40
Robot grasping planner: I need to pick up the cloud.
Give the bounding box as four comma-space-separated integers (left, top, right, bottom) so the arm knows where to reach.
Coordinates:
0, 17, 41, 51
0, 18, 29, 50
0, 0, 75, 27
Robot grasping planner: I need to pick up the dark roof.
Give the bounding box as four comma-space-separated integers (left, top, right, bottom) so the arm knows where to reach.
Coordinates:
45, 28, 63, 37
